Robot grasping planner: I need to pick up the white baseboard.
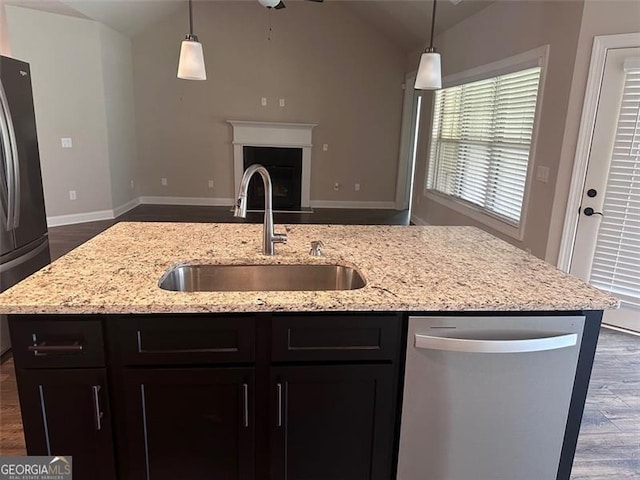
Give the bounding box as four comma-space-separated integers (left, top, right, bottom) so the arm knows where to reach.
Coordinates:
310, 200, 396, 209
47, 196, 397, 227
47, 209, 115, 228
113, 197, 141, 217
410, 213, 429, 226
139, 196, 234, 207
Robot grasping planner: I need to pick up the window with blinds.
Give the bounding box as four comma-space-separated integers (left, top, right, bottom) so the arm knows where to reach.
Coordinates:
426, 67, 542, 225
589, 65, 640, 308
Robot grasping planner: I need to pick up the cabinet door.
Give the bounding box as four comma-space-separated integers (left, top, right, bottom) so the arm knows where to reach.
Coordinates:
16, 368, 116, 480
121, 368, 254, 480
270, 365, 396, 480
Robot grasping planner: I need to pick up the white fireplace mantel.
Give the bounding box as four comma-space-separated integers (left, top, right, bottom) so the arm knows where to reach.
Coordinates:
228, 120, 317, 208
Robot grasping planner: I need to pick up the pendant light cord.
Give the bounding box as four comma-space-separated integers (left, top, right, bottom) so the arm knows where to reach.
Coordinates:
188, 0, 194, 37
429, 0, 437, 50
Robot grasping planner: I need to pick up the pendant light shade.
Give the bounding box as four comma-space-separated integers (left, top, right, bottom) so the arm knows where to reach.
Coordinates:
177, 0, 206, 81
415, 0, 441, 90
415, 50, 441, 90
258, 0, 280, 7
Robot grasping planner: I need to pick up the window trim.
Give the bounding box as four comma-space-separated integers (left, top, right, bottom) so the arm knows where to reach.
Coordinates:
423, 45, 550, 241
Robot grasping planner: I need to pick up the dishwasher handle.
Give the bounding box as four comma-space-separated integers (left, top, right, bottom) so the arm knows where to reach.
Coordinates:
414, 332, 578, 354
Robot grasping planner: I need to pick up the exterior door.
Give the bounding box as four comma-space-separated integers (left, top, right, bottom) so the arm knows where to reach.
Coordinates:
570, 47, 640, 332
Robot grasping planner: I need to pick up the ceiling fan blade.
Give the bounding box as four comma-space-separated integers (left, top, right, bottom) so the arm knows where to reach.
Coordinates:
275, 1, 286, 9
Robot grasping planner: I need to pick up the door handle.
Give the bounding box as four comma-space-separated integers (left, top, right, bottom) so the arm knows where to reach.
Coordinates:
0, 82, 13, 230
276, 382, 283, 428
0, 80, 20, 230
92, 385, 104, 431
414, 333, 578, 353
242, 383, 249, 428
583, 207, 604, 217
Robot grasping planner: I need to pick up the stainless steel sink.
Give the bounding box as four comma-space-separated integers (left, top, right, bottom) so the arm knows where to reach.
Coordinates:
159, 264, 366, 292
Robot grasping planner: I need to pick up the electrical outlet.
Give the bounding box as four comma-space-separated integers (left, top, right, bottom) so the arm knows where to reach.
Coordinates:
333, 182, 340, 191
279, 98, 285, 107
130, 180, 135, 189
208, 180, 214, 189
355, 183, 360, 192
69, 190, 76, 201
261, 97, 267, 107
536, 166, 550, 183
61, 137, 73, 148
161, 178, 168, 187
323, 144, 329, 152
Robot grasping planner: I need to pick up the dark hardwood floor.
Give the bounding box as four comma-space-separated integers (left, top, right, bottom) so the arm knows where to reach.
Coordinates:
1, 205, 638, 479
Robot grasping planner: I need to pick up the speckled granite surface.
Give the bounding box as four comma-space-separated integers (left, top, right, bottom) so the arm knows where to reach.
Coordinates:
0, 222, 619, 314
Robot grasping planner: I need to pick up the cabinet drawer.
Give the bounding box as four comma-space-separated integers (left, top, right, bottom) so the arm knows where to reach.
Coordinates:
109, 316, 255, 365
9, 318, 105, 369
271, 314, 401, 362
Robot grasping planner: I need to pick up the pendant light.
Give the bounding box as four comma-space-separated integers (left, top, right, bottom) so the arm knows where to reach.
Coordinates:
177, 0, 207, 81
415, 0, 441, 90
258, 0, 280, 7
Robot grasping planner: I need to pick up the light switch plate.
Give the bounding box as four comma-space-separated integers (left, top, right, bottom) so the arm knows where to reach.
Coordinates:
279, 98, 285, 107
536, 166, 550, 183
161, 178, 168, 187
323, 144, 329, 152
261, 97, 267, 107
61, 137, 73, 148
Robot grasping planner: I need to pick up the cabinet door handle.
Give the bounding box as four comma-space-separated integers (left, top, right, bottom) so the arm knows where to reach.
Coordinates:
242, 383, 249, 428
28, 343, 84, 356
276, 383, 283, 428
92, 385, 104, 431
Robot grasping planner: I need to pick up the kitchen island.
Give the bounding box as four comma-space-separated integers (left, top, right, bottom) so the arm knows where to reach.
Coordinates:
0, 223, 618, 480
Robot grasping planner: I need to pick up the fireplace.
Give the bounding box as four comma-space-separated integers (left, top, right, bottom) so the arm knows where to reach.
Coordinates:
229, 120, 316, 210
243, 146, 303, 210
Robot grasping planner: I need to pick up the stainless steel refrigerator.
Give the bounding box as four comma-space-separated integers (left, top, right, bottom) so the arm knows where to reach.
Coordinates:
0, 55, 50, 355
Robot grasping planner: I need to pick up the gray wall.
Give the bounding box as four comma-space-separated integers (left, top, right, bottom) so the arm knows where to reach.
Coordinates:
410, 0, 585, 259
132, 1, 406, 203
5, 6, 138, 220
99, 23, 139, 210
546, 0, 640, 264
6, 5, 113, 218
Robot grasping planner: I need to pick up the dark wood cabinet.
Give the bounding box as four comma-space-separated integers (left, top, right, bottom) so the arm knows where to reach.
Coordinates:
15, 368, 116, 480
119, 368, 255, 480
11, 313, 402, 480
270, 365, 396, 480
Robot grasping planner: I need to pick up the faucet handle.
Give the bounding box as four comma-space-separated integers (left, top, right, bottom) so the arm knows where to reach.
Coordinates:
310, 240, 324, 256
273, 233, 288, 244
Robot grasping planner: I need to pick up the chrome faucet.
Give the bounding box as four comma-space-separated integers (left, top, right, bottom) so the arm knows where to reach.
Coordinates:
234, 164, 287, 255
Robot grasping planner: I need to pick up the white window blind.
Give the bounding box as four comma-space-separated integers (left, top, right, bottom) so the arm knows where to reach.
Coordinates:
427, 67, 542, 225
589, 66, 640, 307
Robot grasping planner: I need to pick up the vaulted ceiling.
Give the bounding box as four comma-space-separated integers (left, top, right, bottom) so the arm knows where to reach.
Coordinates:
6, 0, 494, 52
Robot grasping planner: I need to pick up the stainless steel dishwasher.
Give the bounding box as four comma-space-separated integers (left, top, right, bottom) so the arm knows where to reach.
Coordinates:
397, 315, 585, 480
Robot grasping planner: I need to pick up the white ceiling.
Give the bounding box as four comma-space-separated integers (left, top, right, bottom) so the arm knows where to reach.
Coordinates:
6, 0, 494, 51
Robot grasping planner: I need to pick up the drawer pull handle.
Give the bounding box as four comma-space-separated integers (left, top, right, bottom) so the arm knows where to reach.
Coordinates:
28, 343, 84, 356
92, 385, 104, 431
277, 383, 283, 428
243, 383, 249, 428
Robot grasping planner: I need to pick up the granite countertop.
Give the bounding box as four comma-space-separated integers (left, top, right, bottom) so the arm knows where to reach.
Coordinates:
0, 222, 619, 315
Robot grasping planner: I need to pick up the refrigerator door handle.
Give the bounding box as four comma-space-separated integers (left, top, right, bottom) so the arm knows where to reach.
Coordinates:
0, 82, 13, 230
0, 80, 20, 230
0, 238, 48, 274
414, 332, 578, 354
